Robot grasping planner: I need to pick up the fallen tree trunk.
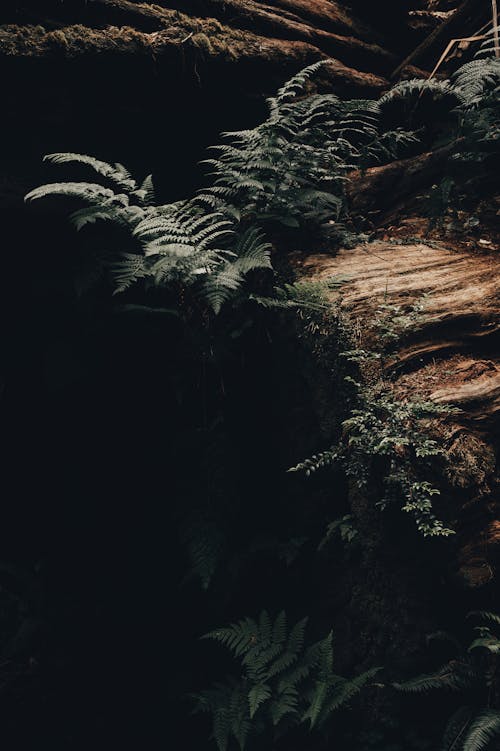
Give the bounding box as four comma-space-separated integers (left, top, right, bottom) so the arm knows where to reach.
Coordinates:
391, 0, 490, 78
0, 21, 390, 96
1, 0, 397, 74
294, 238, 500, 588
346, 143, 457, 213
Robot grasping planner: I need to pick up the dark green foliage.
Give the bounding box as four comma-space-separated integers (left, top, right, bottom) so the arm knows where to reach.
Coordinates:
25, 39, 499, 321
194, 610, 380, 750
26, 155, 272, 314
396, 612, 500, 751
18, 33, 500, 751
290, 336, 458, 537
200, 61, 421, 234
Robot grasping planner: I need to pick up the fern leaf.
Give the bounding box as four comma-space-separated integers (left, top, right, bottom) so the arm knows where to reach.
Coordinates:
322, 668, 381, 719
463, 710, 500, 751
109, 253, 148, 294
467, 612, 500, 627
442, 707, 475, 751
204, 618, 259, 658
248, 683, 272, 719
394, 664, 469, 693
270, 685, 299, 726
44, 152, 137, 191
25, 182, 119, 204
275, 60, 327, 104
303, 680, 329, 728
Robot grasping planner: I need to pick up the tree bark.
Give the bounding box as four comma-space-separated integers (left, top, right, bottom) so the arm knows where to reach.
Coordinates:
346, 143, 457, 213
391, 0, 489, 78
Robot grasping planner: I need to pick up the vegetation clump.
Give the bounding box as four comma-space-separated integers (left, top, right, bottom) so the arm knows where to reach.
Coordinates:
19, 30, 500, 751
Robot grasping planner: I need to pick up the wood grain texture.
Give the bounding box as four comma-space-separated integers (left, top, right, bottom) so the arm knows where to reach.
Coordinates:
294, 240, 500, 587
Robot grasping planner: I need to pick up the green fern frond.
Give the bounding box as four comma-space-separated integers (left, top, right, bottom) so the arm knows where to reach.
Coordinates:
109, 253, 148, 294
269, 686, 299, 725
468, 611, 500, 627
203, 265, 244, 314
394, 662, 474, 693
463, 710, 500, 751
380, 78, 463, 108
25, 181, 121, 204
322, 668, 381, 718
203, 617, 259, 658
248, 683, 272, 719
442, 707, 475, 751
44, 152, 138, 192
197, 612, 375, 748
180, 518, 225, 591
274, 61, 327, 105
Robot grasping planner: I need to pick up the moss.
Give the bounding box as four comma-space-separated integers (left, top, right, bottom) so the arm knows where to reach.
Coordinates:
444, 432, 496, 490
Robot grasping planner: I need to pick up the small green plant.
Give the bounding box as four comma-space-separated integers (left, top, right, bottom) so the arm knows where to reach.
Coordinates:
290, 383, 456, 537
374, 296, 430, 344
194, 610, 380, 750
395, 611, 500, 751
319, 514, 358, 549
290, 291, 459, 538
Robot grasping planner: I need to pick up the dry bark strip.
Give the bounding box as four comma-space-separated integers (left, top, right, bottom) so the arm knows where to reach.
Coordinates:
294, 240, 500, 588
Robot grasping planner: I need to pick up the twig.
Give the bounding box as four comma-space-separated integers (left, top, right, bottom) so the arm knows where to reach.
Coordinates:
492, 0, 500, 57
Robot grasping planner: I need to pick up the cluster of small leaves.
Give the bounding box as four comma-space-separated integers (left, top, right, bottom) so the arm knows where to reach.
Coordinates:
318, 514, 358, 550
374, 297, 429, 344
194, 610, 379, 751
360, 391, 455, 538
291, 377, 457, 537
395, 611, 500, 751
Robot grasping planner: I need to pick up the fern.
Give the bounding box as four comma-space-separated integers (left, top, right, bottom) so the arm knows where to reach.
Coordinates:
195, 611, 379, 749
442, 707, 475, 751
291, 384, 456, 537
394, 663, 475, 693
397, 613, 500, 751
26, 162, 272, 313
43, 152, 138, 192
463, 710, 500, 751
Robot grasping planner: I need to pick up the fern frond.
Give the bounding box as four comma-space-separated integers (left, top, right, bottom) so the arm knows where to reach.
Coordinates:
380, 78, 463, 107
248, 683, 272, 719
204, 617, 259, 658
25, 181, 120, 204
463, 710, 500, 751
270, 685, 299, 725
132, 174, 156, 205
109, 253, 148, 294
394, 662, 473, 693
180, 518, 225, 590
468, 611, 500, 626
203, 265, 244, 314
44, 152, 138, 192
322, 668, 381, 718
442, 707, 475, 751
274, 61, 327, 105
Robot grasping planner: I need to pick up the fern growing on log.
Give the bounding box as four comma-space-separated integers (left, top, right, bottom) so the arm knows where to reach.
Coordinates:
200, 61, 421, 234
194, 610, 379, 751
